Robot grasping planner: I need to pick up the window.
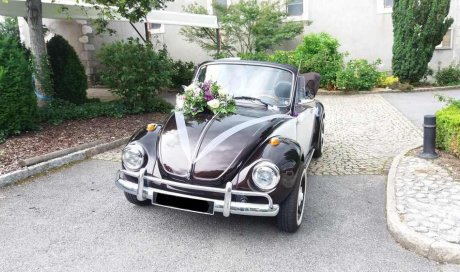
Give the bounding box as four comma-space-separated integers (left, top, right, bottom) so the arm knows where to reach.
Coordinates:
436, 29, 453, 50
147, 23, 164, 34
384, 0, 393, 8
287, 0, 303, 17
377, 0, 393, 14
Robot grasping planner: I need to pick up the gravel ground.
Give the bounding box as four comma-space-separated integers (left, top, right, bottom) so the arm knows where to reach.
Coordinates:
0, 113, 167, 175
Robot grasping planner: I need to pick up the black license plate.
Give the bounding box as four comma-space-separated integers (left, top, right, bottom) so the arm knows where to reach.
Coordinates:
153, 193, 214, 215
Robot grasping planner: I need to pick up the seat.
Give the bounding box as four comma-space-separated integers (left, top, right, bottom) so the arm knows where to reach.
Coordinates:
274, 81, 292, 99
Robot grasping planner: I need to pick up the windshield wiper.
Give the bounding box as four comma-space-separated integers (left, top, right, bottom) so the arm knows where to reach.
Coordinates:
233, 96, 270, 107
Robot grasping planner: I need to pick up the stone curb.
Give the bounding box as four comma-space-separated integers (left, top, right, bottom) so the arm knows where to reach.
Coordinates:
0, 137, 130, 188
318, 85, 460, 96
386, 145, 460, 264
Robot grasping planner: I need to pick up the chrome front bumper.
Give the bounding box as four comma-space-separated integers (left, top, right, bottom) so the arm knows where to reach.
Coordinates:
115, 168, 279, 217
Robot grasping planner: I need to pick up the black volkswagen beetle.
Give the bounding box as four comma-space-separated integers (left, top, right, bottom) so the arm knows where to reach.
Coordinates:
115, 59, 325, 232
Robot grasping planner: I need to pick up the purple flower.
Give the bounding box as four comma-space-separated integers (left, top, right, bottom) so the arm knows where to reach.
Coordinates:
201, 81, 213, 101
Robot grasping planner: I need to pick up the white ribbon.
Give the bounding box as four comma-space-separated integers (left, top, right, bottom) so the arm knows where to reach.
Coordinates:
175, 112, 192, 163
194, 114, 291, 162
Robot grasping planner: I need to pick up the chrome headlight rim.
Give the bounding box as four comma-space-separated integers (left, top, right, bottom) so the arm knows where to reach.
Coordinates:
251, 161, 280, 191
122, 142, 145, 172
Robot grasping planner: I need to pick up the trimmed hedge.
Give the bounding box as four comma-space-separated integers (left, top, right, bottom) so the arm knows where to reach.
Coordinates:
47, 35, 88, 104
436, 105, 460, 157
38, 98, 173, 125
0, 36, 37, 142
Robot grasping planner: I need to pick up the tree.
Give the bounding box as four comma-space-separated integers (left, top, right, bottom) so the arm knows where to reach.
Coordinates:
86, 0, 173, 34
392, 0, 453, 83
181, 0, 305, 57
47, 35, 88, 104
0, 17, 20, 42
26, 0, 54, 106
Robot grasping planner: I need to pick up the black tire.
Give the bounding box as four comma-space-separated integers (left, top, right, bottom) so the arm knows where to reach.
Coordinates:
313, 116, 324, 158
124, 192, 151, 206
277, 165, 307, 233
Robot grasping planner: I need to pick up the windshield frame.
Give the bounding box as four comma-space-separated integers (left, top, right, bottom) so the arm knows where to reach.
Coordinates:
193, 62, 297, 109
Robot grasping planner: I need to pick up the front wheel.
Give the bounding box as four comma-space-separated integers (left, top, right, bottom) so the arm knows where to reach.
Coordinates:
277, 166, 307, 233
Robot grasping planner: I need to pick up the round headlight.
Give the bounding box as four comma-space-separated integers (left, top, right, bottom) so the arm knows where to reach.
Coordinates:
252, 161, 280, 191
122, 142, 145, 171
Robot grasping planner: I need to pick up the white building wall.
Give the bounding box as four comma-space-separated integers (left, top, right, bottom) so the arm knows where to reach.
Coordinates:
15, 0, 460, 79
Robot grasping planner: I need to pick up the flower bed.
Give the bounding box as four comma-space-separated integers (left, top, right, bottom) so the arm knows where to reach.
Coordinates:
0, 113, 167, 175
436, 105, 460, 157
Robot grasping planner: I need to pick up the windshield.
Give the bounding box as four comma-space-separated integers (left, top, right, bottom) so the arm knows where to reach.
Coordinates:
196, 63, 294, 107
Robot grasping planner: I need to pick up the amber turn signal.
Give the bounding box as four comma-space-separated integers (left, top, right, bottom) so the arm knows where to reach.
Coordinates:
146, 123, 157, 131
269, 137, 280, 146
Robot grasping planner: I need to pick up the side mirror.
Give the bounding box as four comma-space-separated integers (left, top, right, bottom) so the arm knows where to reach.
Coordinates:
302, 72, 321, 98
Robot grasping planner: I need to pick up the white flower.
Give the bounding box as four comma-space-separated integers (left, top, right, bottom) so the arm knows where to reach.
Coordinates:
176, 94, 185, 109
218, 87, 228, 96
207, 99, 220, 109
185, 83, 197, 93
193, 87, 201, 96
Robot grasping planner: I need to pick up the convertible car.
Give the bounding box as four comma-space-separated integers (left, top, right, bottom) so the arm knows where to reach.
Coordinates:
115, 59, 325, 232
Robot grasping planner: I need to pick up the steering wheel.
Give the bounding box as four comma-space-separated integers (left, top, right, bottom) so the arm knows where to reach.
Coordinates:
257, 94, 280, 105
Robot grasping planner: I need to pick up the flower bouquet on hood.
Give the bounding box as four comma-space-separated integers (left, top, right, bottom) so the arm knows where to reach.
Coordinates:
176, 81, 236, 116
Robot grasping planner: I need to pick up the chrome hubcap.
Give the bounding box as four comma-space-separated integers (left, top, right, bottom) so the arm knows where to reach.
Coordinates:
320, 122, 324, 151
296, 171, 307, 225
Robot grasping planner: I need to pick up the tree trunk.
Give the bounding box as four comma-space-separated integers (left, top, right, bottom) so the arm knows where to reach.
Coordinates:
26, 0, 48, 107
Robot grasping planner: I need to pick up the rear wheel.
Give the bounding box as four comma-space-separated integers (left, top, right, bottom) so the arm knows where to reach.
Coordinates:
277, 165, 307, 233
124, 192, 151, 206
313, 117, 324, 158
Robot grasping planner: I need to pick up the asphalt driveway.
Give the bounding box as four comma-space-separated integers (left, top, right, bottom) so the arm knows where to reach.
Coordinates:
382, 89, 460, 127
1, 93, 460, 271
0, 160, 449, 272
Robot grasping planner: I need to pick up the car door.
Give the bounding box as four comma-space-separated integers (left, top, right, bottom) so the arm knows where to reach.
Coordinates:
294, 76, 316, 155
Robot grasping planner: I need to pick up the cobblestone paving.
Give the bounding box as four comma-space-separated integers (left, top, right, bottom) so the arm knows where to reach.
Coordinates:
396, 156, 460, 244
309, 94, 422, 175
93, 94, 423, 176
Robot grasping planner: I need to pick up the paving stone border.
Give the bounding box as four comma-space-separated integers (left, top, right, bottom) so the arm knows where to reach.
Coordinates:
387, 145, 460, 264
318, 85, 460, 96
0, 137, 129, 188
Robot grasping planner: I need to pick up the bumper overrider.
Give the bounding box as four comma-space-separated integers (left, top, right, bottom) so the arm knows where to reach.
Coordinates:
115, 168, 279, 217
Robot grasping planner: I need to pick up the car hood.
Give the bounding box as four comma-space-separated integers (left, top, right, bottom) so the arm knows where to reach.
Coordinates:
158, 107, 291, 184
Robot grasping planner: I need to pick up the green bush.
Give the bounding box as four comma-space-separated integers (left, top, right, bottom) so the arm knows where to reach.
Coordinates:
436, 105, 460, 157
336, 59, 382, 91
38, 98, 173, 125
239, 52, 270, 61
0, 36, 37, 142
98, 38, 172, 109
241, 33, 344, 89
435, 65, 460, 86
293, 33, 344, 89
171, 60, 195, 88
47, 35, 88, 104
